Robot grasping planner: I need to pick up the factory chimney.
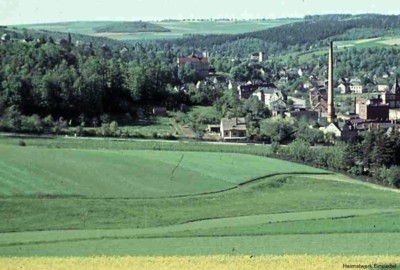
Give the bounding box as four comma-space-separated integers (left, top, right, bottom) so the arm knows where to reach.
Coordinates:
327, 41, 336, 123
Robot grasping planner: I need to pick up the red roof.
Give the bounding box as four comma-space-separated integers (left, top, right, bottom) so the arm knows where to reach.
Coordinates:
178, 57, 208, 64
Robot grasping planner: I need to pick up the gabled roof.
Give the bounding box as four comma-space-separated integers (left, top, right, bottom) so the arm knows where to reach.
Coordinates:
326, 122, 341, 132
221, 118, 247, 131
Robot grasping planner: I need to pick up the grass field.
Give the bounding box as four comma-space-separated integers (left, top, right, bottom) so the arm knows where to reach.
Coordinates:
275, 36, 400, 64
336, 36, 400, 49
15, 19, 301, 40
0, 136, 399, 263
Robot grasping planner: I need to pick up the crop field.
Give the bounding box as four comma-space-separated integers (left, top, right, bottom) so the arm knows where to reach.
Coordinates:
276, 36, 400, 64
0, 136, 399, 268
335, 36, 400, 48
15, 19, 301, 40
0, 255, 399, 270
1, 256, 400, 270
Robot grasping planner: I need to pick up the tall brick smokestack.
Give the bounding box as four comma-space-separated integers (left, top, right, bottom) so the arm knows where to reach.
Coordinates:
327, 41, 335, 123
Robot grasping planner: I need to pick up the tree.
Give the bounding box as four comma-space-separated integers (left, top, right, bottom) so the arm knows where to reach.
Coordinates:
260, 116, 295, 143
296, 119, 324, 145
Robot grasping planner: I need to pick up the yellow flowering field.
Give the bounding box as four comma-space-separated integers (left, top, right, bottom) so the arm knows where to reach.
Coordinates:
0, 255, 399, 270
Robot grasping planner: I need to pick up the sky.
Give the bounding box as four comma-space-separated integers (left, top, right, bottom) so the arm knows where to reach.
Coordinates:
1, 0, 400, 25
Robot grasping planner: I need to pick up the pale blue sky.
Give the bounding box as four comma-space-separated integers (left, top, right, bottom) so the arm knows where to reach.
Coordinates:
1, 0, 400, 25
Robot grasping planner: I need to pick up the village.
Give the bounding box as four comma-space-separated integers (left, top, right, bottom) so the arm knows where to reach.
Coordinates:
175, 42, 400, 142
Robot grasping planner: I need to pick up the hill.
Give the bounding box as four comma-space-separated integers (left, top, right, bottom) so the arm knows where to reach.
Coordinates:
93, 21, 170, 33
0, 136, 399, 258
157, 14, 400, 57
15, 19, 301, 40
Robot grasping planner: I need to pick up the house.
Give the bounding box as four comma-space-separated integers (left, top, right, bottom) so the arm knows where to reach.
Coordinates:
207, 124, 221, 134
320, 121, 357, 141
354, 121, 400, 131
378, 84, 390, 92
220, 117, 247, 140
337, 113, 359, 121
338, 82, 351, 94
309, 86, 328, 118
253, 87, 287, 113
252, 84, 278, 104
355, 98, 389, 121
238, 82, 276, 100
382, 79, 400, 109
389, 109, 400, 122
250, 51, 267, 62
119, 47, 129, 57
270, 99, 288, 116
1, 34, 10, 42
238, 84, 259, 99
285, 109, 318, 121
350, 84, 364, 94
177, 54, 210, 79
287, 97, 306, 109
350, 78, 364, 94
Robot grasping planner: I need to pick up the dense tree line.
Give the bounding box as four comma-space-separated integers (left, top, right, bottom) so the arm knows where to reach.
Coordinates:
0, 40, 183, 126
279, 130, 400, 188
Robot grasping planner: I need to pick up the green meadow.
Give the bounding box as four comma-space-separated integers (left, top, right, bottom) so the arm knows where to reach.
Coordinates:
0, 136, 399, 257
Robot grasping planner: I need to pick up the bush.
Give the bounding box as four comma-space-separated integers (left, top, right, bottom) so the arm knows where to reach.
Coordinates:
18, 140, 26, 147
288, 139, 310, 162
42, 115, 54, 131
380, 166, 400, 187
109, 121, 119, 135
54, 117, 67, 134
271, 141, 280, 154
162, 133, 177, 140
0, 106, 22, 132
20, 114, 43, 133
100, 123, 111, 136
75, 125, 84, 136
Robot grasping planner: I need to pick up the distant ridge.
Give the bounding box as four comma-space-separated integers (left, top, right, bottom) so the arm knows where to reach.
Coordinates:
93, 21, 170, 33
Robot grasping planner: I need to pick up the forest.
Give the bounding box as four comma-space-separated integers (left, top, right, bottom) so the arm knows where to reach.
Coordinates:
154, 14, 400, 58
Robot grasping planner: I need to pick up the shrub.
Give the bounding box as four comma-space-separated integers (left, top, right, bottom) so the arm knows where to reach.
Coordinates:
42, 115, 54, 131
380, 166, 400, 187
288, 139, 310, 162
271, 141, 280, 154
75, 125, 84, 136
109, 121, 119, 135
54, 117, 67, 134
18, 140, 26, 147
0, 106, 22, 132
100, 123, 111, 136
162, 133, 177, 140
20, 114, 43, 133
